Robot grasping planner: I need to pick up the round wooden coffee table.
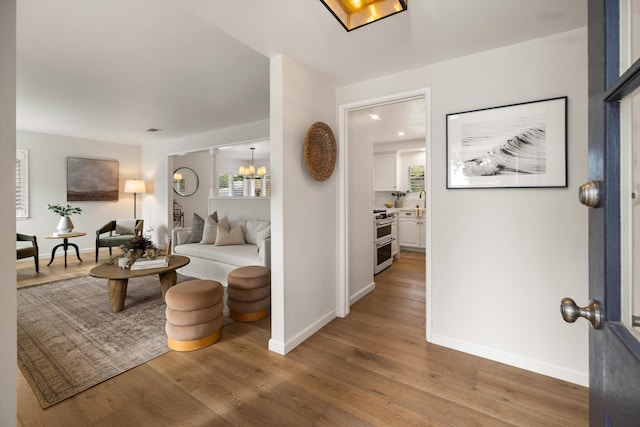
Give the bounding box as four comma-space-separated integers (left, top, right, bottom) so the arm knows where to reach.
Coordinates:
89, 255, 190, 313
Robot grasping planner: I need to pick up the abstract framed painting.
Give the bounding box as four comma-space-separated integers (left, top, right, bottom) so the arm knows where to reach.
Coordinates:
67, 157, 119, 201
446, 96, 567, 189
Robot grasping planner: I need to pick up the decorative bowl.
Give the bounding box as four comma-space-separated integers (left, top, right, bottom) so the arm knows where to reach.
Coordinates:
384, 201, 394, 208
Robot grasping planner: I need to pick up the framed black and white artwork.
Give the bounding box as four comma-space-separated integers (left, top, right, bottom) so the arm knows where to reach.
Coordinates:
446, 96, 567, 189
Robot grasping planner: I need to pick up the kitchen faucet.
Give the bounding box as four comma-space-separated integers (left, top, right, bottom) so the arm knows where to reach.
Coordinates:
419, 190, 426, 208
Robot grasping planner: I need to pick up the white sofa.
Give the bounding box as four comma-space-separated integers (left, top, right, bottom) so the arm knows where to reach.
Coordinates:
171, 216, 271, 286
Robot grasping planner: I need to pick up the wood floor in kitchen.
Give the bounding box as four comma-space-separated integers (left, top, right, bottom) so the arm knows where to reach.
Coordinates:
17, 250, 588, 426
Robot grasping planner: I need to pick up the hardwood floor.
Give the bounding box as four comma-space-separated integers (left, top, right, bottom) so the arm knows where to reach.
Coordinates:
16, 251, 588, 426
17, 248, 113, 289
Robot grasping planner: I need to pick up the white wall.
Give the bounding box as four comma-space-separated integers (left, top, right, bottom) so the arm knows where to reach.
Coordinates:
16, 130, 141, 255
337, 28, 590, 385
347, 108, 376, 301
209, 198, 271, 223
172, 150, 210, 227
1, 1, 16, 424
269, 55, 337, 354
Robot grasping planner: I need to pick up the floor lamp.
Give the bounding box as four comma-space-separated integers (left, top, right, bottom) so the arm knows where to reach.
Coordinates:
124, 179, 146, 219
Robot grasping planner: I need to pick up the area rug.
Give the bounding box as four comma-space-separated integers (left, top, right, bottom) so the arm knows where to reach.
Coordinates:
17, 273, 227, 408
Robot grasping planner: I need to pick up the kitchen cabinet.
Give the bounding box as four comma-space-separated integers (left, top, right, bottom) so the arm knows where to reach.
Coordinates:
373, 153, 397, 191
398, 210, 426, 249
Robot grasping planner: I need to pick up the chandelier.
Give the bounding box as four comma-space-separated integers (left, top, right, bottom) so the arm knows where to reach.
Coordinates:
239, 147, 267, 178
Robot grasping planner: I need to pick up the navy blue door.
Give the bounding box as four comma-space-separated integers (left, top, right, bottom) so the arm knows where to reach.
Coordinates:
585, 1, 640, 424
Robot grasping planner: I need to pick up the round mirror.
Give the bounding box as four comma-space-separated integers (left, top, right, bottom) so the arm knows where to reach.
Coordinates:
173, 167, 199, 197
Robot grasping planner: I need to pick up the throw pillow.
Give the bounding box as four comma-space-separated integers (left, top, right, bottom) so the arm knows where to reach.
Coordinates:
186, 213, 205, 243
256, 225, 271, 246
214, 224, 245, 246
115, 219, 136, 235
199, 215, 218, 244
245, 220, 270, 245
218, 215, 230, 231
187, 212, 219, 244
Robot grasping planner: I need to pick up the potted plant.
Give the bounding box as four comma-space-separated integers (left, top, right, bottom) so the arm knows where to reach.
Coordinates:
118, 228, 158, 267
391, 191, 407, 208
47, 203, 82, 233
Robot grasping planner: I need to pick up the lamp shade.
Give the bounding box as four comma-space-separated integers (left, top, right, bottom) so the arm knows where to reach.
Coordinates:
124, 179, 146, 194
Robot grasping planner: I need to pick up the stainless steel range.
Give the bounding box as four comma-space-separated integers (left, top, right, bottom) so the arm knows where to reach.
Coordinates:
374, 209, 396, 274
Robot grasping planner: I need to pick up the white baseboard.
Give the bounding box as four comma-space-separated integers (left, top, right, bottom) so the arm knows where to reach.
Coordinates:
269, 309, 337, 355
399, 246, 425, 253
431, 333, 589, 387
350, 281, 375, 305
269, 281, 375, 355
268, 338, 286, 355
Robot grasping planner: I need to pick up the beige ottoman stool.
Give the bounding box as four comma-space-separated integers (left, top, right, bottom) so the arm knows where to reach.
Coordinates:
227, 266, 271, 322
165, 280, 223, 351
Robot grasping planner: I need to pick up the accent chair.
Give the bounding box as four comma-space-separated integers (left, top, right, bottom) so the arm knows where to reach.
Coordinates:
95, 219, 144, 262
17, 233, 39, 272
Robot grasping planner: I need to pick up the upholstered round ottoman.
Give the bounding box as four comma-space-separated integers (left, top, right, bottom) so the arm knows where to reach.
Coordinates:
226, 266, 271, 322
165, 280, 223, 351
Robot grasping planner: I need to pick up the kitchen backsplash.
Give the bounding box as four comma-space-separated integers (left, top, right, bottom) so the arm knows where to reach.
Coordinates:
374, 191, 423, 209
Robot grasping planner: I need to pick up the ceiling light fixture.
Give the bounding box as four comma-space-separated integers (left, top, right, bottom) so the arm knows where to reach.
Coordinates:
239, 147, 267, 178
398, 131, 405, 136
369, 114, 381, 120
319, 0, 407, 32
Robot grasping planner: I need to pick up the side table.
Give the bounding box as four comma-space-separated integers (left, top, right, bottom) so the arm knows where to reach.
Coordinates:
44, 232, 86, 268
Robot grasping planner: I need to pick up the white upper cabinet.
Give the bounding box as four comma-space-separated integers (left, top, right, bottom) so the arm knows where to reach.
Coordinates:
373, 153, 397, 191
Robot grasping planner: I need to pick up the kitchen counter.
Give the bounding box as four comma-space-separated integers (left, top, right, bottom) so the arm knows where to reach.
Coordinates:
383, 207, 426, 214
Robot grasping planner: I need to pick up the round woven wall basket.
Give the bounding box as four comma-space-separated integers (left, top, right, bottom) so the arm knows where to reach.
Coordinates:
304, 121, 337, 181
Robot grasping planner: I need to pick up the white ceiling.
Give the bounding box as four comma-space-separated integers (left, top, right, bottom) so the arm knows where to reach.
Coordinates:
216, 139, 270, 161
16, 0, 587, 146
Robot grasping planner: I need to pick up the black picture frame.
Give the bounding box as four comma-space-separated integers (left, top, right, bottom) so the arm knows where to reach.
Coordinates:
446, 96, 568, 189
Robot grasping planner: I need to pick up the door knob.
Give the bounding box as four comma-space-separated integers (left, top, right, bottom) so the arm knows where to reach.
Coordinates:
578, 180, 603, 208
560, 297, 604, 329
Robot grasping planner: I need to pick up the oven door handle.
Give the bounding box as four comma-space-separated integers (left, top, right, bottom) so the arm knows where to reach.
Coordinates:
376, 238, 394, 247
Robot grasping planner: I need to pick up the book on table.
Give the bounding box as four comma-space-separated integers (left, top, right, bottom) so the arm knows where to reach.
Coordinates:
130, 256, 169, 270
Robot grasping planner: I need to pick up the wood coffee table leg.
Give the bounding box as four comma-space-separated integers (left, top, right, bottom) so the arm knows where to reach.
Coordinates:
159, 270, 177, 299
107, 278, 128, 312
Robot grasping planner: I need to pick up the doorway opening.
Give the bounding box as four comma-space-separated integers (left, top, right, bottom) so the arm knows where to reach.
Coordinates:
337, 88, 432, 341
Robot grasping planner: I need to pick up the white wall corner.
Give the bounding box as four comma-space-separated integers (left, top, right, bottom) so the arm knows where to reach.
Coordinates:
281, 309, 337, 355
350, 281, 375, 305
0, 1, 17, 425
268, 338, 286, 355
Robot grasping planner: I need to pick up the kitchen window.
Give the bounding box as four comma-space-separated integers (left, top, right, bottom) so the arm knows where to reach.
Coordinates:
217, 171, 244, 197
407, 164, 425, 193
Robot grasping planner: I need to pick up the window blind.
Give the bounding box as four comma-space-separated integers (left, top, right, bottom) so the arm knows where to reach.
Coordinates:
16, 149, 29, 219
408, 164, 425, 193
